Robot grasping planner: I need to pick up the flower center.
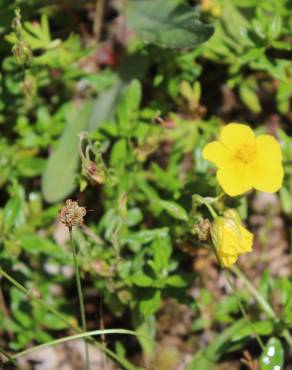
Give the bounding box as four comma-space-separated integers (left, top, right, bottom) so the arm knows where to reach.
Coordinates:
234, 143, 256, 164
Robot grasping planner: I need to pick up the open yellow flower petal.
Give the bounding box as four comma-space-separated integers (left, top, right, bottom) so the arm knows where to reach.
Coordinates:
252, 135, 284, 192
219, 123, 255, 151
202, 141, 230, 168
255, 135, 282, 167
217, 167, 253, 196
202, 123, 284, 197
252, 165, 284, 193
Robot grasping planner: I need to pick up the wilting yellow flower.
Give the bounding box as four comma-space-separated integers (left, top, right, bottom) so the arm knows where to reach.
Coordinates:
211, 210, 253, 268
202, 123, 284, 196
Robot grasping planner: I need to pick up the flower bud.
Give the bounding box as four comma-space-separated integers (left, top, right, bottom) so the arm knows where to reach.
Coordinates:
210, 210, 253, 268
83, 160, 105, 185
12, 41, 32, 66
201, 0, 221, 17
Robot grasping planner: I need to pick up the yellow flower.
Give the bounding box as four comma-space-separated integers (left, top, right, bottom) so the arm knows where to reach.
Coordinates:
211, 210, 253, 268
202, 123, 284, 196
201, 0, 221, 16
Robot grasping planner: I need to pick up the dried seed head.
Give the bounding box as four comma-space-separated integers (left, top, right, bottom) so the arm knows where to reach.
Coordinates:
59, 199, 86, 228
194, 218, 211, 241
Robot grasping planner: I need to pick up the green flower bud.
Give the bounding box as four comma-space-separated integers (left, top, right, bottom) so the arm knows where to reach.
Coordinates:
12, 41, 32, 66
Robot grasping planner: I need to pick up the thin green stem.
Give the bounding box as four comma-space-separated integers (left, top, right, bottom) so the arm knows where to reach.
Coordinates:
231, 266, 276, 319
231, 265, 292, 348
0, 268, 137, 370
223, 270, 265, 351
12, 329, 148, 359
203, 201, 218, 219
69, 227, 90, 370
215, 192, 225, 201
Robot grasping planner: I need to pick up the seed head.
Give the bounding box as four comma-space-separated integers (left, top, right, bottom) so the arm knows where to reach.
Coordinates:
59, 199, 86, 228
195, 218, 211, 241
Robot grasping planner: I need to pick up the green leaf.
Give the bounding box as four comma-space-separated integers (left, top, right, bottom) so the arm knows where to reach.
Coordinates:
13, 304, 32, 329
259, 337, 284, 370
124, 228, 169, 245
43, 313, 71, 330
126, 208, 143, 227
88, 82, 124, 132
42, 102, 93, 203
166, 275, 188, 287
151, 236, 172, 273
234, 320, 274, 340
4, 238, 22, 258
110, 139, 128, 168
34, 330, 53, 343
139, 290, 161, 317
239, 84, 261, 113
17, 157, 46, 177
3, 186, 25, 232
116, 79, 142, 130
88, 54, 149, 131
279, 187, 292, 215
267, 14, 282, 41
136, 315, 156, 359
10, 288, 32, 329
252, 19, 266, 40
158, 200, 189, 221
19, 234, 69, 262
131, 274, 154, 287
127, 0, 214, 49
187, 319, 246, 370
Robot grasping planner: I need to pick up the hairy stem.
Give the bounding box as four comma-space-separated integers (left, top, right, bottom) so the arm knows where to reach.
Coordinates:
69, 227, 90, 370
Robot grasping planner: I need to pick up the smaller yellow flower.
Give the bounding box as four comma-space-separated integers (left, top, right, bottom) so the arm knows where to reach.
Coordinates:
211, 209, 253, 268
202, 123, 284, 197
201, 0, 221, 17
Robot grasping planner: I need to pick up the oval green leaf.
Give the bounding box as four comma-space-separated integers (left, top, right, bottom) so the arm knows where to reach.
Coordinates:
259, 337, 284, 370
127, 0, 214, 49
